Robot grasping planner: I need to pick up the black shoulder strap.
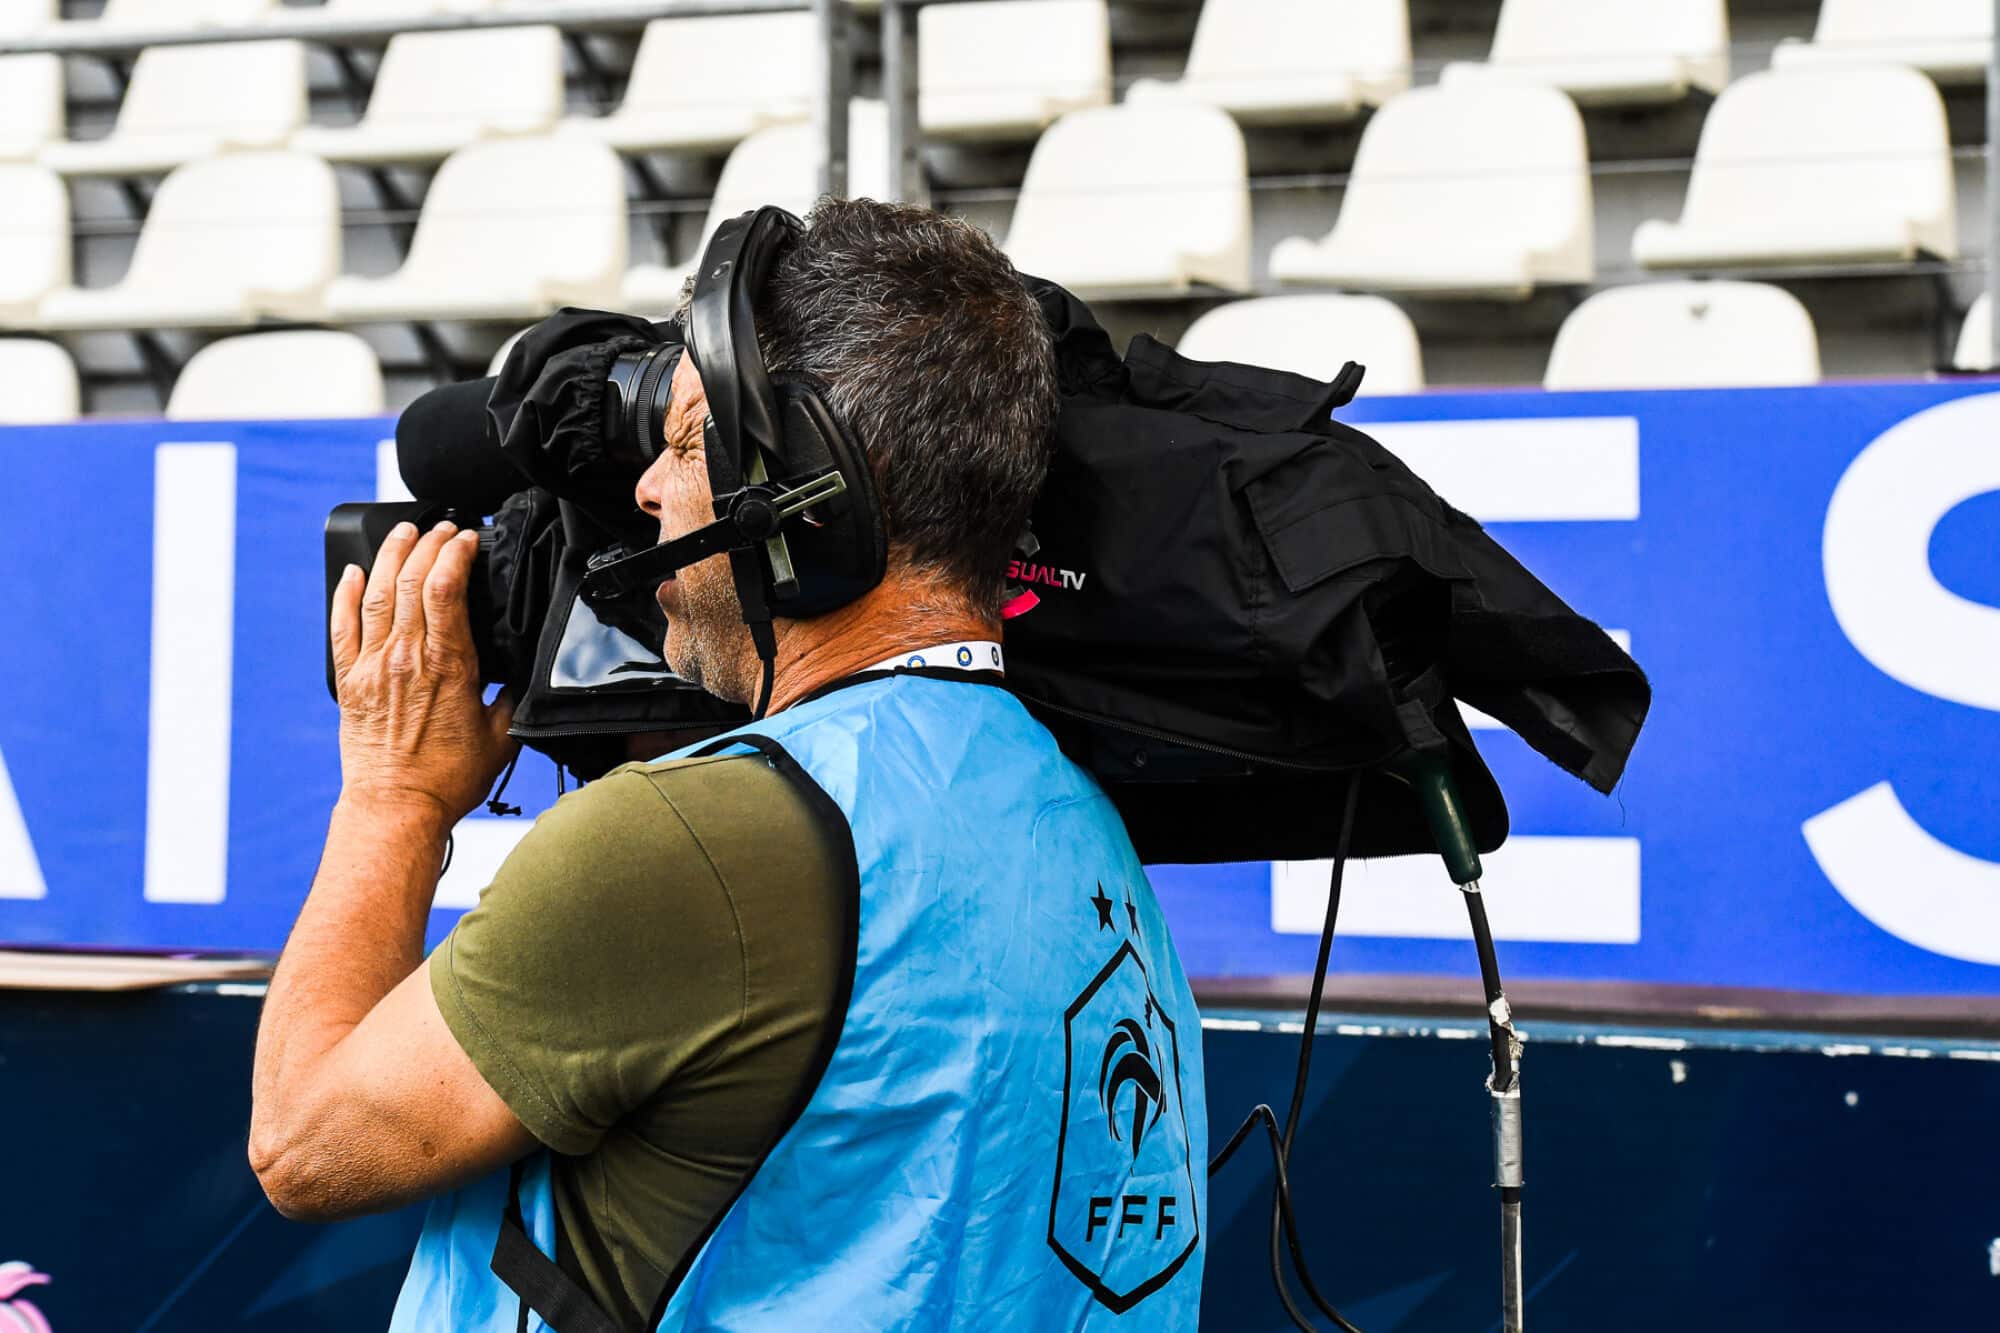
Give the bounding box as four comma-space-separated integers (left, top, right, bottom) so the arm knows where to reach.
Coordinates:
490, 1160, 624, 1333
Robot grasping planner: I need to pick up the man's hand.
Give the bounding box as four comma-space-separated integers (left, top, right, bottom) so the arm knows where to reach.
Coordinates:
251, 520, 533, 1222
330, 520, 516, 825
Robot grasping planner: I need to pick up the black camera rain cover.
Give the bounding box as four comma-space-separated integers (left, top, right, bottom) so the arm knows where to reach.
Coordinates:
487, 307, 677, 543
1002, 278, 1651, 865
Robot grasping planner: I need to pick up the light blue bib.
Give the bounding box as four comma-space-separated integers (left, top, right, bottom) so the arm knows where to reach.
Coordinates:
391, 674, 1207, 1331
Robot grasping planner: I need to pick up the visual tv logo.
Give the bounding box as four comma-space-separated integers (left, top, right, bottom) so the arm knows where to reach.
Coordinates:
1007, 560, 1088, 591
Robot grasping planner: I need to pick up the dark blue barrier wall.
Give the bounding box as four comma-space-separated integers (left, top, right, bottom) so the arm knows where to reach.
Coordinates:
4, 380, 2000, 995
4, 984, 1995, 1331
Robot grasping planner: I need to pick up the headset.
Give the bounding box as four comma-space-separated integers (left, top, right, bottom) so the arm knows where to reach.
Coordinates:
581, 206, 890, 716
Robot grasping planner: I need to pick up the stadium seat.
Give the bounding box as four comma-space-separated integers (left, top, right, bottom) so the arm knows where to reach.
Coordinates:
0, 164, 71, 327
622, 101, 892, 312
1002, 102, 1250, 299
1176, 295, 1423, 393
1269, 85, 1593, 299
488, 328, 524, 375
43, 0, 274, 33
1953, 293, 1994, 370
1125, 0, 1410, 125
1440, 0, 1728, 106
560, 12, 816, 155
917, 0, 1110, 141
0, 0, 61, 165
0, 57, 62, 164
1632, 67, 1956, 271
325, 136, 625, 322
37, 151, 339, 331
0, 340, 79, 425
166, 331, 385, 419
6, 0, 56, 35
290, 26, 564, 166
1543, 281, 1821, 389
1773, 0, 1992, 85
41, 41, 307, 178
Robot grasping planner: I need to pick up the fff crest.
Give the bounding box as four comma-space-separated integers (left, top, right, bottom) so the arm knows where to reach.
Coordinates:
1047, 939, 1201, 1312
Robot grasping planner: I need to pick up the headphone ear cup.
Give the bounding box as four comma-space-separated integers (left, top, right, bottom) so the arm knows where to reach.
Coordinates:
767, 382, 887, 618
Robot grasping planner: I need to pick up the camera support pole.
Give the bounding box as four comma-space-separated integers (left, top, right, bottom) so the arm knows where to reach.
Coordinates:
1406, 761, 1527, 1333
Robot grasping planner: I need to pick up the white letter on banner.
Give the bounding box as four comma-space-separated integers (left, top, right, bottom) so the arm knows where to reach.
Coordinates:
376, 437, 411, 502
1272, 839, 1641, 943
1823, 392, 2000, 710
1363, 417, 1640, 521
1810, 393, 2000, 960
1272, 418, 1643, 945
1804, 785, 2000, 966
374, 438, 530, 905
143, 444, 236, 904
0, 746, 47, 900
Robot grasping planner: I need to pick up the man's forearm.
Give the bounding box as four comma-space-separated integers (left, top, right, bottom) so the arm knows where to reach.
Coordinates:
250, 797, 450, 1174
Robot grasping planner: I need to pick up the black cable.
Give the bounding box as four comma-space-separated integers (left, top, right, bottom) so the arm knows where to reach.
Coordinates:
1268, 775, 1366, 1333
1463, 891, 1516, 1094
1282, 774, 1362, 1153
1206, 1105, 1320, 1333
1207, 774, 1366, 1333
484, 746, 524, 817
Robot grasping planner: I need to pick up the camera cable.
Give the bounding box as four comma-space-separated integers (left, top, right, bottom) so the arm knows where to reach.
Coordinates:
1207, 772, 1367, 1333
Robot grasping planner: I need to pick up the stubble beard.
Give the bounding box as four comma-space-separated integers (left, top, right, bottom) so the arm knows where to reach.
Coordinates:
663, 555, 751, 703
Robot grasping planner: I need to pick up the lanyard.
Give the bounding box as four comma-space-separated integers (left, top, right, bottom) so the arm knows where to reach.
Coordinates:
864, 640, 1005, 675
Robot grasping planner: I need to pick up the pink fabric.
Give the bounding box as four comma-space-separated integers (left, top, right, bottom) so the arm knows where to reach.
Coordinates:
0, 1263, 51, 1333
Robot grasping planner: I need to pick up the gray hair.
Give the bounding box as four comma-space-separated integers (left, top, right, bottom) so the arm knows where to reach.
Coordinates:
686, 197, 1060, 616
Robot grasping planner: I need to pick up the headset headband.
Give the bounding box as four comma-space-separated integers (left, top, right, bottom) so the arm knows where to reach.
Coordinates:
582, 205, 886, 717
688, 207, 802, 495
583, 206, 826, 605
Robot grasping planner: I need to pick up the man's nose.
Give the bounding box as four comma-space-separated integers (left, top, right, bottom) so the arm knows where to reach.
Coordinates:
634, 458, 666, 518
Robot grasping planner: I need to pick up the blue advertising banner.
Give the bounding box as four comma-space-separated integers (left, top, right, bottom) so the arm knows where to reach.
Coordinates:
2, 381, 1997, 995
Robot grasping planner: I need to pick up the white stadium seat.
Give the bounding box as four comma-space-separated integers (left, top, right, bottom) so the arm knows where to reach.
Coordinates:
1176, 294, 1423, 394
44, 0, 273, 33
167, 331, 386, 419
325, 136, 625, 323
1773, 0, 1992, 85
0, 56, 63, 163
1632, 67, 1956, 271
1441, 0, 1728, 106
1002, 102, 1250, 299
0, 0, 62, 165
6, 0, 56, 31
1270, 84, 1593, 299
291, 26, 564, 166
41, 41, 307, 178
1953, 293, 1994, 371
38, 151, 339, 331
488, 328, 525, 376
917, 0, 1110, 141
561, 13, 816, 155
1126, 0, 1410, 125
0, 340, 80, 425
1544, 281, 1821, 390
621, 101, 893, 313
0, 164, 71, 327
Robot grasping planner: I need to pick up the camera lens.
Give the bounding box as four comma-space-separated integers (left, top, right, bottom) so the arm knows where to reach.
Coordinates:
604, 343, 683, 474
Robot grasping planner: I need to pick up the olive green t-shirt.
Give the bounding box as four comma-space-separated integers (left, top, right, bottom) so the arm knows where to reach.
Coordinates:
428, 751, 851, 1331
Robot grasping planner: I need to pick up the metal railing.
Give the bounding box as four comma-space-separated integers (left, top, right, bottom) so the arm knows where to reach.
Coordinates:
7, 0, 2000, 367
0, 0, 861, 201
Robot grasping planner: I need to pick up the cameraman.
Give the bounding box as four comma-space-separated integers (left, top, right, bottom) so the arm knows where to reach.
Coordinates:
250, 198, 1207, 1331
